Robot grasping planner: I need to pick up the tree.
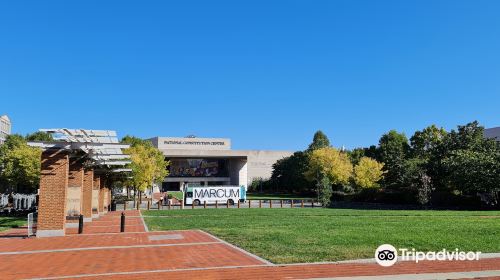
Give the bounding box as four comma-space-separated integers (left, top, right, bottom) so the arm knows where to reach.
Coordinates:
353, 157, 385, 189
317, 176, 333, 207
443, 150, 499, 194
0, 134, 42, 193
271, 151, 310, 193
439, 121, 499, 196
410, 125, 447, 159
347, 148, 365, 166
26, 131, 54, 142
402, 158, 433, 205
378, 130, 409, 188
121, 135, 151, 147
305, 147, 353, 186
307, 130, 331, 151
121, 136, 169, 202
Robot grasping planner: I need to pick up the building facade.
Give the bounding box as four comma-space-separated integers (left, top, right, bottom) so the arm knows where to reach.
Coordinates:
149, 136, 292, 191
0, 115, 11, 145
484, 127, 500, 141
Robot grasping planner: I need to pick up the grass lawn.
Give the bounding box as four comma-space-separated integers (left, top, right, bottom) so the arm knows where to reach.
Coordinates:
143, 208, 500, 264
246, 193, 313, 200
166, 191, 184, 200
0, 217, 26, 232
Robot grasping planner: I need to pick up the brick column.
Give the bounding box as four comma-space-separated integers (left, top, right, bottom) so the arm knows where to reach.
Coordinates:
92, 174, 100, 218
108, 188, 112, 211
37, 150, 69, 237
99, 177, 105, 213
104, 187, 109, 213
81, 168, 93, 222
67, 159, 84, 218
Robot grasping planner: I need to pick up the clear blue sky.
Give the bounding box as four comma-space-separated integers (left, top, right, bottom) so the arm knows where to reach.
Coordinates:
1, 1, 499, 151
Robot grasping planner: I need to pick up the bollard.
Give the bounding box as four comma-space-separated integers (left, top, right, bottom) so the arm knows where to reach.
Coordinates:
301, 200, 304, 208
280, 200, 283, 208
147, 200, 150, 210
120, 212, 125, 232
259, 200, 262, 208
204, 201, 207, 209
136, 200, 139, 210
215, 201, 218, 209
192, 202, 194, 209
158, 200, 161, 210
291, 200, 294, 208
269, 200, 272, 208
237, 200, 240, 209
78, 214, 84, 234
311, 200, 314, 208
168, 203, 171, 210
248, 200, 251, 208
226, 200, 229, 208
180, 200, 184, 210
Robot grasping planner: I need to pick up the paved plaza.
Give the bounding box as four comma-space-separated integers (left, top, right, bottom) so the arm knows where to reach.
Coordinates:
0, 210, 499, 279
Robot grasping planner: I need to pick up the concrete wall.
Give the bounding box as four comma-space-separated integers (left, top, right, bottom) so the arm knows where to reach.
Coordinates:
485, 127, 500, 141
67, 159, 83, 217
229, 158, 248, 187
246, 150, 293, 185
152, 137, 231, 151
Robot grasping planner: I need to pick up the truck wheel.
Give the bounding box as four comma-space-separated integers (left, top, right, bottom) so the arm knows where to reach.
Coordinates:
193, 199, 201, 206
227, 199, 234, 205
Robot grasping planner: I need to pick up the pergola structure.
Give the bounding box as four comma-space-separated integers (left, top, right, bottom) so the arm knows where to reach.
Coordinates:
28, 129, 131, 237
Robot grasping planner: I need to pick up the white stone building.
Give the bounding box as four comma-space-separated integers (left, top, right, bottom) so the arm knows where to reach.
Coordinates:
0, 115, 11, 145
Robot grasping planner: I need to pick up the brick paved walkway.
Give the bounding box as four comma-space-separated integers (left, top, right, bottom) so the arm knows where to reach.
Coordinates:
0, 210, 499, 279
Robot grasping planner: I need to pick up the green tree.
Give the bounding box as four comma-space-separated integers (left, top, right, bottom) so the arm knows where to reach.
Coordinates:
317, 176, 333, 207
443, 147, 499, 194
402, 158, 433, 205
378, 130, 409, 188
353, 157, 385, 189
307, 130, 331, 151
347, 148, 365, 166
410, 125, 447, 159
0, 134, 42, 192
121, 135, 152, 147
271, 151, 310, 193
439, 121, 499, 195
25, 131, 54, 142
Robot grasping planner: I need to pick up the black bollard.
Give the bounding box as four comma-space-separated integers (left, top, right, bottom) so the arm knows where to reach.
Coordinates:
120, 212, 125, 232
78, 214, 84, 234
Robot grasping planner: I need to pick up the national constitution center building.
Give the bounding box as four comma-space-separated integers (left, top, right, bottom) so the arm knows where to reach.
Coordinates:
149, 136, 292, 191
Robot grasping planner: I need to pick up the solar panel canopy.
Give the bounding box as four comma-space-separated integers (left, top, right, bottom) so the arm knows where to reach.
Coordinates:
28, 128, 132, 172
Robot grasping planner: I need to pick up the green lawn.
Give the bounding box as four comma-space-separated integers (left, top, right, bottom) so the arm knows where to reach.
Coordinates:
246, 193, 313, 200
166, 191, 184, 200
143, 208, 500, 264
0, 217, 26, 232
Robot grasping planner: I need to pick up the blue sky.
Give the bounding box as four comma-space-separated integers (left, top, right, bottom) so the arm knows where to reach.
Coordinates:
1, 1, 499, 151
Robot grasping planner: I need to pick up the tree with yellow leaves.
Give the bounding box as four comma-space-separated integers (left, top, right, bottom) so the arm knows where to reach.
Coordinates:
305, 147, 353, 185
353, 157, 385, 188
305, 147, 353, 206
122, 136, 169, 203
0, 134, 42, 193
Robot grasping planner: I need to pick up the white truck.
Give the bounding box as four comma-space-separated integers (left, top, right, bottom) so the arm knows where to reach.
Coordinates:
184, 185, 246, 206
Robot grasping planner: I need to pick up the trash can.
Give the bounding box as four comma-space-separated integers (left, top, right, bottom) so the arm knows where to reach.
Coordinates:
111, 200, 117, 211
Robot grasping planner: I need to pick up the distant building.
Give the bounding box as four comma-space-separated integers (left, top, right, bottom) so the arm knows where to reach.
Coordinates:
0, 115, 11, 145
484, 127, 500, 141
149, 136, 293, 192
